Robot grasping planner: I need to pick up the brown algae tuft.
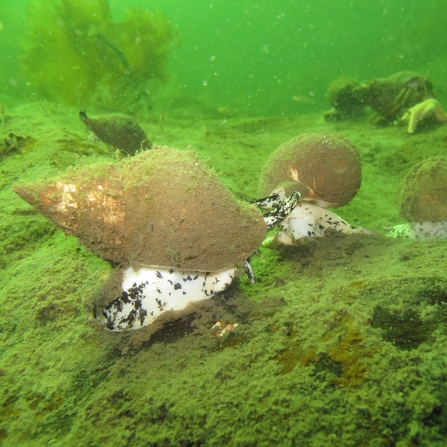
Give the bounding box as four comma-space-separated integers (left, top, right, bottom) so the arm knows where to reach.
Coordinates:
21, 0, 179, 110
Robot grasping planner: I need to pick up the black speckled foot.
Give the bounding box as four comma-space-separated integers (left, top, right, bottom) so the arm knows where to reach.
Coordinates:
255, 191, 301, 230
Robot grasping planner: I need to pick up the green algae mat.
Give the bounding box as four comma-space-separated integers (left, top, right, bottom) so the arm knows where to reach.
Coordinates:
2, 102, 447, 446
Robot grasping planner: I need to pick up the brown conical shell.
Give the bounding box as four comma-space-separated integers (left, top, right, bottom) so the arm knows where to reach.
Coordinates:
399, 156, 447, 222
258, 132, 361, 208
15, 146, 267, 271
80, 112, 151, 155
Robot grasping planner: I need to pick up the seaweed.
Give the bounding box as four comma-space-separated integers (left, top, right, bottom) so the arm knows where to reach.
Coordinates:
21, 0, 179, 111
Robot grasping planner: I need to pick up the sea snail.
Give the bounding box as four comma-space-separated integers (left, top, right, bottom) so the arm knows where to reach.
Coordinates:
387, 156, 447, 239
257, 131, 373, 245
80, 111, 151, 155
15, 146, 297, 330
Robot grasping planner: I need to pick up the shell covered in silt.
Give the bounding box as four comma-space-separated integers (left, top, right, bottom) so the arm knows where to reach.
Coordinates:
258, 132, 361, 208
399, 156, 447, 222
80, 111, 151, 155
15, 146, 267, 271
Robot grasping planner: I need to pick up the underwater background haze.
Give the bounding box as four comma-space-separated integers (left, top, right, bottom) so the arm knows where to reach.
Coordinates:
0, 0, 446, 115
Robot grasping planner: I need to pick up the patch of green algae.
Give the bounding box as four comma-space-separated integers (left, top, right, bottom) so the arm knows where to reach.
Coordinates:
2, 102, 447, 446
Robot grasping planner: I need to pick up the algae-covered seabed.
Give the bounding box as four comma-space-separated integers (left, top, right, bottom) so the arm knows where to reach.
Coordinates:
1, 102, 447, 447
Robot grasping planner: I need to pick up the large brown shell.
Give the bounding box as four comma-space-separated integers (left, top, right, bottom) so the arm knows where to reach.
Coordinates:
258, 132, 361, 208
15, 146, 267, 271
399, 156, 447, 222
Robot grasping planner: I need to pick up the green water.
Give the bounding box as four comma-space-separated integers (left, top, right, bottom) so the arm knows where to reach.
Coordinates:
1, 0, 447, 114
